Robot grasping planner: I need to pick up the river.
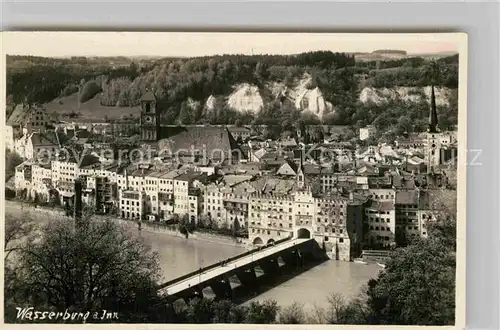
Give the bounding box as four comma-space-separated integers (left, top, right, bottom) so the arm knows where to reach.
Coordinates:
5, 201, 381, 311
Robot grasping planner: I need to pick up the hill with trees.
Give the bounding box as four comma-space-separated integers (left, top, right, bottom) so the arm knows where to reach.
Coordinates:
6, 52, 459, 139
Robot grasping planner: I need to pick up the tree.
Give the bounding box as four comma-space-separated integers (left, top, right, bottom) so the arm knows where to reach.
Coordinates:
78, 80, 102, 103
4, 213, 37, 263
339, 292, 371, 325
244, 300, 279, 324
190, 216, 196, 232
185, 297, 214, 323
178, 101, 193, 124
33, 192, 40, 205
420, 60, 442, 87
5, 215, 164, 323
310, 178, 322, 196
324, 293, 347, 324
366, 233, 455, 325
279, 301, 306, 324
212, 299, 246, 323
5, 149, 23, 181
254, 61, 267, 81
232, 217, 241, 237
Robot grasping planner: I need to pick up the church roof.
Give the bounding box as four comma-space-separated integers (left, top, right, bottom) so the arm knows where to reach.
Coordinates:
157, 126, 241, 160
140, 91, 156, 102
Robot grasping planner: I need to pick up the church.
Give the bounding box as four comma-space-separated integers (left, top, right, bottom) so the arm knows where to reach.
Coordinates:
424, 85, 458, 174
138, 90, 243, 164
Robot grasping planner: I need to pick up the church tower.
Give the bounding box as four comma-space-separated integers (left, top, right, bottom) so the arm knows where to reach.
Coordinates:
297, 146, 305, 189
425, 85, 441, 173
140, 89, 160, 143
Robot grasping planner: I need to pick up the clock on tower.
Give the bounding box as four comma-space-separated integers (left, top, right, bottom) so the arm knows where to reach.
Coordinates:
140, 89, 159, 143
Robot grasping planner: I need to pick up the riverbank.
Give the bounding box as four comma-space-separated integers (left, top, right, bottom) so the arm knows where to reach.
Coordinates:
5, 200, 248, 249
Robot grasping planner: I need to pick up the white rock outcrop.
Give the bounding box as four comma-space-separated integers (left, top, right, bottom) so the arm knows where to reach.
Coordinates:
205, 95, 216, 111
227, 83, 264, 113
294, 86, 333, 118
359, 86, 453, 107
271, 75, 334, 119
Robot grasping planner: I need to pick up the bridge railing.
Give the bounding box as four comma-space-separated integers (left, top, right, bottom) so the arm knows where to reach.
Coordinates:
157, 236, 292, 290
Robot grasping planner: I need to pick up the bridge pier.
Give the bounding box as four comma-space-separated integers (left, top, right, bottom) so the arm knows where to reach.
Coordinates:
259, 258, 280, 276
282, 251, 299, 269
210, 279, 232, 300
179, 285, 204, 304
237, 268, 258, 287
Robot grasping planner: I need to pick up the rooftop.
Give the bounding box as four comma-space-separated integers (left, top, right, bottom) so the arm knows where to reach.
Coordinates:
175, 171, 205, 182
395, 190, 419, 205
31, 131, 60, 147
367, 200, 395, 211
140, 90, 156, 102
223, 174, 254, 187
158, 126, 241, 160
6, 104, 28, 126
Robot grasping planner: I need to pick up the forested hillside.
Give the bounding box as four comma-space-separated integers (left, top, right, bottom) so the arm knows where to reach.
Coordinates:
6, 52, 459, 141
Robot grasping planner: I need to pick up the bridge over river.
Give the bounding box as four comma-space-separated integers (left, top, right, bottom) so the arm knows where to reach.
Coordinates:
158, 236, 327, 303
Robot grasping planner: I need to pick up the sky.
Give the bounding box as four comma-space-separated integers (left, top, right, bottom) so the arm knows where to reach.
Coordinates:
2, 32, 463, 57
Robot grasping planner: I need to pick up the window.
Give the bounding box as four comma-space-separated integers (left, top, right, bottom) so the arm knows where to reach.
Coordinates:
339, 238, 344, 243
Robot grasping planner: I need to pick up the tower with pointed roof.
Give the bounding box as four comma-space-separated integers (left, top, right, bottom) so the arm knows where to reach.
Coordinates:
296, 146, 305, 189
425, 85, 442, 173
140, 89, 160, 143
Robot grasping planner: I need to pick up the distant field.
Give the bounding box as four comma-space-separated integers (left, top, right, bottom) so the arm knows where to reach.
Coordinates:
354, 51, 457, 62
45, 92, 141, 121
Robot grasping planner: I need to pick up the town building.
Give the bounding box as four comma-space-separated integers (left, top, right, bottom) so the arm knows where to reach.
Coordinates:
364, 200, 396, 247
119, 189, 144, 220
359, 125, 376, 141
228, 126, 251, 142
247, 178, 366, 261
14, 131, 62, 160
6, 104, 54, 151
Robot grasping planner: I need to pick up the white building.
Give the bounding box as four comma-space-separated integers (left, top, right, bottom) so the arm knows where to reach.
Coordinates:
359, 125, 376, 141
119, 189, 143, 220
248, 185, 365, 261
7, 104, 54, 153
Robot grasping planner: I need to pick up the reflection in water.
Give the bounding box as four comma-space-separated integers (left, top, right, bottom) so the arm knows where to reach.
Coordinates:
140, 230, 380, 310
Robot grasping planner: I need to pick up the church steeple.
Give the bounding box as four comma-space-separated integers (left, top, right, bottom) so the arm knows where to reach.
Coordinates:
297, 145, 305, 189
428, 85, 439, 133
